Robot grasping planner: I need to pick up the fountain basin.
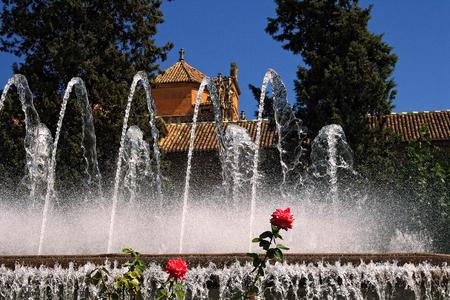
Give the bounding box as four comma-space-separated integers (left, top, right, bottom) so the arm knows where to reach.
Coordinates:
0, 253, 449, 268
0, 253, 449, 299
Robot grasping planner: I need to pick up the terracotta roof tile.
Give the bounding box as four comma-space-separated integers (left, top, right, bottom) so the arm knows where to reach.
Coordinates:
159, 111, 449, 153
159, 121, 276, 153
154, 60, 205, 84
369, 110, 450, 142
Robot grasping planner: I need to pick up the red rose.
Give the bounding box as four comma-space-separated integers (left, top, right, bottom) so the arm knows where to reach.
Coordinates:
270, 208, 294, 230
164, 258, 188, 280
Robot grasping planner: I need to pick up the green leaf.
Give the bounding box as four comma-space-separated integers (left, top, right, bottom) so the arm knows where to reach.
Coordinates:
259, 231, 273, 239
273, 248, 284, 261
266, 248, 275, 259
128, 271, 140, 279
176, 283, 184, 300
131, 278, 140, 287
273, 231, 283, 239
111, 294, 120, 300
259, 240, 271, 250
156, 288, 168, 300
122, 247, 134, 254
246, 252, 259, 259
252, 257, 261, 268
276, 243, 290, 250
159, 288, 168, 296
252, 237, 260, 243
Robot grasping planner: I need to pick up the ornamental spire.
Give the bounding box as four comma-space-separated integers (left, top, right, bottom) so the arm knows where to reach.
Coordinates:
179, 48, 185, 61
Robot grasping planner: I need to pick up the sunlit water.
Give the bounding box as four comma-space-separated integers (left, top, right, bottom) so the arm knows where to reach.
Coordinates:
0, 188, 431, 255
0, 71, 445, 298
0, 261, 448, 299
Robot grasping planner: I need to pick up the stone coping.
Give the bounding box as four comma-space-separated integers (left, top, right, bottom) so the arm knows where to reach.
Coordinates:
0, 253, 449, 269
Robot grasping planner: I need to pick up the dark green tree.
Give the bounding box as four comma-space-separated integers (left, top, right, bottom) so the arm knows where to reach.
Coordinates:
359, 125, 450, 252
248, 84, 274, 125
0, 1, 172, 193
399, 134, 449, 251
266, 0, 397, 156
0, 91, 26, 192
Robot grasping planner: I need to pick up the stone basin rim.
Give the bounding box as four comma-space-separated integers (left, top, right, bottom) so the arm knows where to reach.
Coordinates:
0, 253, 449, 269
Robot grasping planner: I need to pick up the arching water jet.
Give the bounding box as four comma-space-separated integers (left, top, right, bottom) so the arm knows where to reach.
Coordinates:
223, 124, 256, 206
249, 69, 305, 250
310, 124, 354, 204
0, 75, 53, 203
122, 125, 153, 204
179, 77, 226, 253
38, 77, 101, 254
107, 71, 162, 253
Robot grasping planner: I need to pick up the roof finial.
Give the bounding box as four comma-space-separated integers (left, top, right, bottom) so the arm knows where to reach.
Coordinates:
179, 48, 185, 61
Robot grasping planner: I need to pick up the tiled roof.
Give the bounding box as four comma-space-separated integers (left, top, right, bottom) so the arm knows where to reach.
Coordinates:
158, 111, 450, 153
154, 60, 205, 84
159, 121, 276, 153
368, 110, 450, 142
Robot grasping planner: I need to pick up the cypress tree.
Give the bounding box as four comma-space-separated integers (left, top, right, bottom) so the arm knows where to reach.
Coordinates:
266, 0, 397, 157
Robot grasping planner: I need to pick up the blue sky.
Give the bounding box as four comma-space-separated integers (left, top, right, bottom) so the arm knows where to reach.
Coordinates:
1, 1, 449, 117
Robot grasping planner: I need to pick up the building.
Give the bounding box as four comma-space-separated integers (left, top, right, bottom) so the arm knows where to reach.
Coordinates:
151, 50, 450, 191
152, 49, 241, 123
368, 111, 450, 149
151, 50, 278, 191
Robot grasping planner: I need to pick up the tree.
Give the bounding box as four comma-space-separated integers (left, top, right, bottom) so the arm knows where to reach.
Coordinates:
0, 1, 172, 193
359, 125, 450, 252
266, 0, 397, 157
248, 84, 274, 126
393, 128, 449, 252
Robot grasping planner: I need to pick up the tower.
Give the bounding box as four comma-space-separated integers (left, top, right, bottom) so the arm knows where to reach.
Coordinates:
152, 49, 240, 123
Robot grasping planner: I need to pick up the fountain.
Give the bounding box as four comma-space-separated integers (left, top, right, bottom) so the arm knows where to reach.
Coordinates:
0, 71, 448, 299
222, 124, 256, 206
121, 126, 153, 204
249, 69, 305, 250
0, 255, 448, 298
22, 124, 53, 204
107, 71, 162, 253
179, 76, 226, 254
310, 124, 354, 204
38, 77, 101, 255
0, 75, 53, 203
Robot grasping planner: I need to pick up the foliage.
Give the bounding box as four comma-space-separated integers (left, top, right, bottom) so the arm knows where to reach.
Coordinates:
0, 92, 26, 191
0, 0, 172, 193
248, 84, 274, 127
264, 0, 448, 252
265, 0, 397, 156
245, 208, 293, 298
156, 280, 185, 300
359, 125, 450, 252
88, 248, 146, 300
88, 250, 189, 299
114, 248, 146, 298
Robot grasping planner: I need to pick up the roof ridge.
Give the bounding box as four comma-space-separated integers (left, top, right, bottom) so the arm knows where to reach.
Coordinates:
389, 109, 450, 115
179, 60, 193, 82
369, 110, 450, 116
154, 59, 205, 84
165, 120, 266, 126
